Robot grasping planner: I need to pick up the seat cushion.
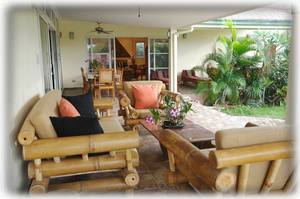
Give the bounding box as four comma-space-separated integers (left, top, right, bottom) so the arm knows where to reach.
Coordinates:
59, 98, 80, 117
50, 116, 103, 137
99, 117, 124, 133
63, 90, 96, 117
215, 125, 291, 149
132, 84, 159, 109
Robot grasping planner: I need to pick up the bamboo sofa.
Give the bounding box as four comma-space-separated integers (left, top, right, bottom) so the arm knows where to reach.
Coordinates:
118, 80, 180, 127
161, 123, 295, 194
17, 90, 140, 193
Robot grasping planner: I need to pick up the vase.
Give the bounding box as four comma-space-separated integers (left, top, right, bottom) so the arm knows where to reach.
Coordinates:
162, 121, 184, 129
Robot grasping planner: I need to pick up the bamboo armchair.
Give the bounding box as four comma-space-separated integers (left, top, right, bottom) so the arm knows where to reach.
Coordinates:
17, 90, 140, 193
161, 123, 295, 193
118, 81, 181, 126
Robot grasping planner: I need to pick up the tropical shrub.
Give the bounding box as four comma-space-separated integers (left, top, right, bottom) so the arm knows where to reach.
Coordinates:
196, 20, 262, 105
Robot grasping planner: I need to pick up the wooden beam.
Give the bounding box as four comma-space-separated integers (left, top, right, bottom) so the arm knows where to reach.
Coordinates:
165, 171, 187, 185
237, 164, 250, 193
167, 150, 176, 172
209, 141, 293, 169
261, 159, 282, 193
158, 129, 235, 192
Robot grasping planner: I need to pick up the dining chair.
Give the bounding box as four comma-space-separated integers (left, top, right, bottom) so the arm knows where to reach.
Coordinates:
93, 68, 115, 100
81, 67, 90, 94
115, 67, 124, 90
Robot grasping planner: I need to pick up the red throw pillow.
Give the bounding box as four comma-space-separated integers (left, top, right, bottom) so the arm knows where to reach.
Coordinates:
59, 98, 80, 117
132, 84, 159, 109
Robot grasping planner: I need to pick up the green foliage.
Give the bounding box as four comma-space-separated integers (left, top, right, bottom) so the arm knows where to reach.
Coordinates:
196, 19, 260, 105
252, 31, 290, 105
149, 109, 160, 124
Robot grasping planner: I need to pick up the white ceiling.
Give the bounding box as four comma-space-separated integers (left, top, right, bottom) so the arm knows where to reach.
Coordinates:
55, 4, 266, 28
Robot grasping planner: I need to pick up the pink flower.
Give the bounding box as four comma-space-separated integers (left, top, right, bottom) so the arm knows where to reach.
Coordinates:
145, 115, 154, 125
169, 107, 180, 118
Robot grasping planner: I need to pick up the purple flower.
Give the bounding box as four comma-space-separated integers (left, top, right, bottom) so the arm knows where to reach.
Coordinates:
145, 115, 154, 125
169, 107, 180, 118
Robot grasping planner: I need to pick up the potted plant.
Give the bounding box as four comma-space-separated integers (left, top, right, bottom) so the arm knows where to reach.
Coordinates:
146, 96, 193, 129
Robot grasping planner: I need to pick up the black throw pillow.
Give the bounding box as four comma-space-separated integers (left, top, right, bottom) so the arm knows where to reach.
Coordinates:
63, 90, 96, 117
50, 116, 103, 137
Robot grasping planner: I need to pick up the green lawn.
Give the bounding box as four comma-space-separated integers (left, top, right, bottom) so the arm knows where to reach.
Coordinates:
221, 105, 286, 119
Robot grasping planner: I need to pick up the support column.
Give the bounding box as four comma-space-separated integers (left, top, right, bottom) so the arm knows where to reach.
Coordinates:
169, 28, 178, 92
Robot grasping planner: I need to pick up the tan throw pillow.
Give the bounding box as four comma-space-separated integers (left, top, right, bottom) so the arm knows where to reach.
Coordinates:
31, 112, 57, 139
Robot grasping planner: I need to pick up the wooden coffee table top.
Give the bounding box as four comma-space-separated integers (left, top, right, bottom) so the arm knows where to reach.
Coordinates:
140, 119, 215, 143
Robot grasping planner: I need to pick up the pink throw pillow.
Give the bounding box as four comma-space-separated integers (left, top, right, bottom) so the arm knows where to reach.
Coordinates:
132, 84, 159, 109
59, 98, 80, 117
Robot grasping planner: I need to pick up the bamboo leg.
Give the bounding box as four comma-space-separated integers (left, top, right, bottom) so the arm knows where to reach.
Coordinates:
29, 178, 49, 194
53, 157, 61, 163
238, 164, 250, 193
283, 171, 295, 192
261, 159, 282, 193
167, 150, 175, 172
82, 154, 89, 161
126, 149, 134, 172
122, 168, 139, 187
34, 159, 43, 181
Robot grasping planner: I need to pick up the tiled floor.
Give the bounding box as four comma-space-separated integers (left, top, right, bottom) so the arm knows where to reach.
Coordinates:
57, 86, 284, 193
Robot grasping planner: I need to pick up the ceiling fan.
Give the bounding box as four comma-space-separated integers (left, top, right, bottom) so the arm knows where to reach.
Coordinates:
91, 21, 113, 34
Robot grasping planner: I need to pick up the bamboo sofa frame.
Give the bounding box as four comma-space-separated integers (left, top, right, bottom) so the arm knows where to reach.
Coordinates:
118, 80, 181, 127
17, 90, 140, 193
160, 123, 295, 193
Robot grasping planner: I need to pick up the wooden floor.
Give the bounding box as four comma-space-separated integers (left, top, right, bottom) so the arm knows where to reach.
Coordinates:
51, 87, 195, 194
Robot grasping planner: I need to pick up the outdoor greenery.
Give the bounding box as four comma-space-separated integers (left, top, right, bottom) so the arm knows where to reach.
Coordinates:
221, 105, 286, 119
196, 20, 290, 109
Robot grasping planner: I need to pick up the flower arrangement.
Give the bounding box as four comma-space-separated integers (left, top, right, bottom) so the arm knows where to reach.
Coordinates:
85, 55, 109, 70
147, 95, 193, 128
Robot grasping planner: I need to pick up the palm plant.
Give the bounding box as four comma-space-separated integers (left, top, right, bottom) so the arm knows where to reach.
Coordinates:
196, 20, 262, 105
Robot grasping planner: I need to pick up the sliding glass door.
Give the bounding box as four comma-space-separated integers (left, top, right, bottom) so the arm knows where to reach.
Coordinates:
39, 16, 62, 93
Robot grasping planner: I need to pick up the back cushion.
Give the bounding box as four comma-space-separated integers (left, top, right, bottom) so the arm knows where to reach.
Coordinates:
29, 90, 61, 139
215, 125, 294, 193
132, 84, 159, 109
124, 81, 165, 106
215, 125, 291, 149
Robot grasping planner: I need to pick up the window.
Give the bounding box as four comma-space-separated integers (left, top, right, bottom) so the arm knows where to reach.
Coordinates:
87, 37, 115, 69
135, 42, 145, 58
149, 39, 169, 70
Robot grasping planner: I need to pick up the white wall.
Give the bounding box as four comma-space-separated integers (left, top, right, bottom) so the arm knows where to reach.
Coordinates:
6, 7, 45, 192
177, 28, 253, 79
59, 20, 168, 88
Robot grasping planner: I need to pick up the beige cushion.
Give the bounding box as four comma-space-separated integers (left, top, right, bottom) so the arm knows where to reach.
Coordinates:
99, 117, 124, 133
29, 90, 61, 138
213, 125, 294, 193
215, 125, 291, 149
123, 81, 166, 106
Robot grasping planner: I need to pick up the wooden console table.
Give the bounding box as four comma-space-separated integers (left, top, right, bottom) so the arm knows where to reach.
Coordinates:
140, 119, 215, 155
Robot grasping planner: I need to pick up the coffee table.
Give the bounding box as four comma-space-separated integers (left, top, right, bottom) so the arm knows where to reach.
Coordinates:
140, 119, 215, 155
